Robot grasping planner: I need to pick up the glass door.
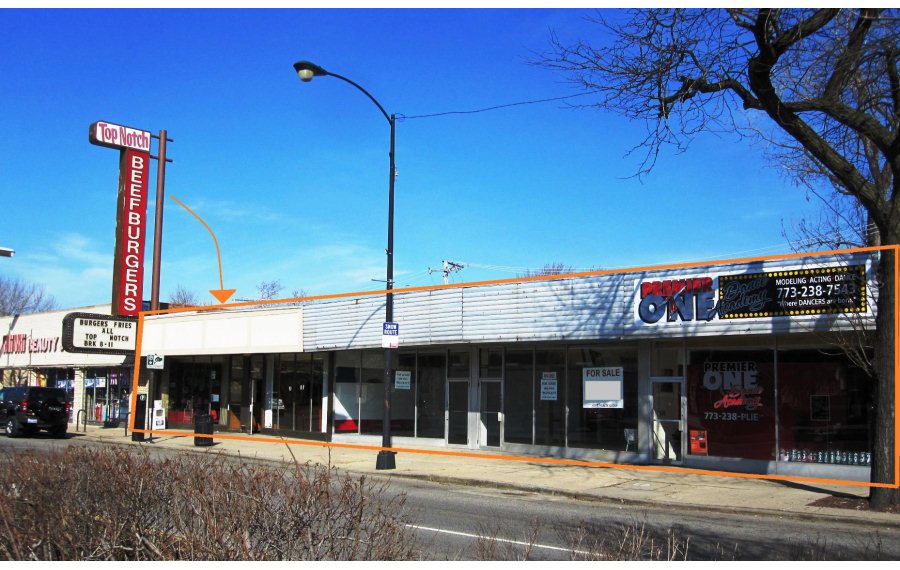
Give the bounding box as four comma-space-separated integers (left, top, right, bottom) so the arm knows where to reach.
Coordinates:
479, 380, 502, 447
447, 380, 469, 445
652, 379, 684, 463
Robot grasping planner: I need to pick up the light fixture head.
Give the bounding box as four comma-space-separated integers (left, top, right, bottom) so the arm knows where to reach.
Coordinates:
293, 60, 328, 83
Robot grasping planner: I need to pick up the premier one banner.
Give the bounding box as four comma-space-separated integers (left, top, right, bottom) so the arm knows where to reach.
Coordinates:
633, 263, 869, 327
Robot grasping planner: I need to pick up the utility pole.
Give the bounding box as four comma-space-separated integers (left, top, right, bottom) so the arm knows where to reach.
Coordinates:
428, 260, 465, 284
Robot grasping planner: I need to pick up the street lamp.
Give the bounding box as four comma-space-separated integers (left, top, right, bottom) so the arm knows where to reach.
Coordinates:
0, 247, 14, 258
293, 60, 397, 471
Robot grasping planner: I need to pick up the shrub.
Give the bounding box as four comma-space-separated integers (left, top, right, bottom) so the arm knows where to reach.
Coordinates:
0, 446, 418, 561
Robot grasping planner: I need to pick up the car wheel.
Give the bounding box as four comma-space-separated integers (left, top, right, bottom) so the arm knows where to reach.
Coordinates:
50, 426, 67, 439
6, 418, 22, 438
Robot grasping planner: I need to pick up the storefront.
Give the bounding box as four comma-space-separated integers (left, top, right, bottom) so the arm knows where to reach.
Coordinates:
0, 304, 134, 426
139, 253, 877, 480
12, 252, 871, 481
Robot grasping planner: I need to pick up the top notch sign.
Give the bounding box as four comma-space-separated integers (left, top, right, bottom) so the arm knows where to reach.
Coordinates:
90, 121, 152, 153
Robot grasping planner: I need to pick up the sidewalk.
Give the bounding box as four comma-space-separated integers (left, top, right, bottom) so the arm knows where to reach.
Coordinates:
73, 424, 899, 528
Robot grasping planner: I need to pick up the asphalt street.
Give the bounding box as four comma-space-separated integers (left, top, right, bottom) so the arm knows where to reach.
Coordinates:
1, 433, 897, 561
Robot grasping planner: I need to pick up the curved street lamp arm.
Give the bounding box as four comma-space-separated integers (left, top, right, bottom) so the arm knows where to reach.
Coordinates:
324, 71, 392, 125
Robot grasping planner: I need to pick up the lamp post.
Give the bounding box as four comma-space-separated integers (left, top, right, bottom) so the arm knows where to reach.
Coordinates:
293, 60, 397, 470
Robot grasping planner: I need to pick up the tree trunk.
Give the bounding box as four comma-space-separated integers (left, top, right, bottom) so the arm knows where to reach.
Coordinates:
870, 247, 899, 510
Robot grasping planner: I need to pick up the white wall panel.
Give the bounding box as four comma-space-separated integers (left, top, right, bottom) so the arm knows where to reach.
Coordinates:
142, 307, 302, 356
137, 253, 877, 354
0, 304, 129, 368
301, 252, 877, 351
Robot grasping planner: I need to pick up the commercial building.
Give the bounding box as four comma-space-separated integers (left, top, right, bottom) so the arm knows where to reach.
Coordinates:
138, 251, 877, 481
0, 304, 134, 425
1, 252, 878, 481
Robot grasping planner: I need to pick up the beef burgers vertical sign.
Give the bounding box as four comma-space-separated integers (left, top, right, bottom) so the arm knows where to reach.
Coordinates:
89, 121, 152, 317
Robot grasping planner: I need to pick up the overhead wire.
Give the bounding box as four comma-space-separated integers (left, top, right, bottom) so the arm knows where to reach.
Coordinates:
397, 91, 601, 121
388, 79, 873, 281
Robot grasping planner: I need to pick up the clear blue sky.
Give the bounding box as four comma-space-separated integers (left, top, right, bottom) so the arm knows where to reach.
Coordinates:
1, 8, 823, 308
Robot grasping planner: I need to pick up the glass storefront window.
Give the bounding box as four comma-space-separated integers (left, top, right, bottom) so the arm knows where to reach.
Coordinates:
166, 357, 221, 428
479, 348, 502, 378
777, 350, 871, 465
504, 349, 532, 444
227, 356, 243, 429
686, 349, 775, 460
310, 354, 325, 432
567, 347, 638, 451
652, 345, 684, 377
448, 350, 470, 378
535, 349, 565, 446
416, 352, 446, 439
272, 353, 326, 434
360, 350, 384, 435
334, 351, 360, 433
394, 353, 416, 437
84, 367, 131, 424
274, 354, 298, 431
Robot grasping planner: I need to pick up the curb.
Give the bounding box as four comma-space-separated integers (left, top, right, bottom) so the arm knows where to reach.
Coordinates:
72, 431, 900, 529
372, 471, 900, 530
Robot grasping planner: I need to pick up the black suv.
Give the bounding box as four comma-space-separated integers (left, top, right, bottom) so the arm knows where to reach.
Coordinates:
0, 386, 69, 438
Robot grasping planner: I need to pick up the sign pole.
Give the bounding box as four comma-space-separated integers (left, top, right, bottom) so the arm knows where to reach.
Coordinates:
148, 130, 171, 438
150, 129, 171, 312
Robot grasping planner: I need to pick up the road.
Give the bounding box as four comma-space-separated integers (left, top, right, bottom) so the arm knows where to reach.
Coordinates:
1, 433, 897, 561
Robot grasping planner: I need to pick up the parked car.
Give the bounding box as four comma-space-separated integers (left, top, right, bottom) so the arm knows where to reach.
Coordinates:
0, 386, 70, 438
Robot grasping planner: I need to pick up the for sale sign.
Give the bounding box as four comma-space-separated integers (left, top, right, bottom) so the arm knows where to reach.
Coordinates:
582, 367, 624, 409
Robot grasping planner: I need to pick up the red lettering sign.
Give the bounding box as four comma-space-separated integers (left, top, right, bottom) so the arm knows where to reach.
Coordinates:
640, 277, 713, 298
111, 149, 150, 316
89, 121, 152, 152
0, 334, 60, 354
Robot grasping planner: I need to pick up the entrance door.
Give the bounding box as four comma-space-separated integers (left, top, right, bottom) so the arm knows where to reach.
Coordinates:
479, 380, 502, 447
652, 379, 684, 463
447, 379, 468, 445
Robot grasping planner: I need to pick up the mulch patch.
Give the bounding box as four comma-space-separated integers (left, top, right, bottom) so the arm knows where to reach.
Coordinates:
810, 495, 900, 513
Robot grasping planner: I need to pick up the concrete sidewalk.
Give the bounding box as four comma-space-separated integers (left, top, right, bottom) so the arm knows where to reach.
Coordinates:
72, 424, 899, 528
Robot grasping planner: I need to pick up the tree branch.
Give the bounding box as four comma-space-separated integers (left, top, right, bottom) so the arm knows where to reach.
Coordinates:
823, 9, 879, 99
749, 10, 885, 216
769, 8, 840, 57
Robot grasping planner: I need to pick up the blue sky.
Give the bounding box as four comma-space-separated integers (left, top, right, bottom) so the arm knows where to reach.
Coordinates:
0, 8, 824, 309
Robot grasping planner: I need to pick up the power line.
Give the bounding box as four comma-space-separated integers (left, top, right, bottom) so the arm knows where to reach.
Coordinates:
427, 260, 465, 284
398, 91, 600, 121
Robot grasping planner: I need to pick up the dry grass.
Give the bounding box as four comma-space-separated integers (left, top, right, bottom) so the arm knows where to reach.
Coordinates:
0, 446, 419, 561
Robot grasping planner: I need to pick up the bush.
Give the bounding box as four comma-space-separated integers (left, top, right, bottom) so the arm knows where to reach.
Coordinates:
0, 446, 418, 560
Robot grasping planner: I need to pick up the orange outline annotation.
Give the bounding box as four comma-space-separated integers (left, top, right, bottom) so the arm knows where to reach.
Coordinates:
128, 245, 900, 490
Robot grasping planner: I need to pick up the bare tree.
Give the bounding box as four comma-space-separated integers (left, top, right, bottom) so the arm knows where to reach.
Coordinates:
0, 275, 57, 316
167, 284, 200, 307
518, 262, 577, 278
539, 8, 899, 509
256, 279, 283, 301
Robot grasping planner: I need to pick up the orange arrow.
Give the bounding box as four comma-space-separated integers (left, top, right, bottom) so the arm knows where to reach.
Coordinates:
169, 195, 236, 304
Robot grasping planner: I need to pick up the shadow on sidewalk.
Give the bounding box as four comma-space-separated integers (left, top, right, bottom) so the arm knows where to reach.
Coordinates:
772, 478, 862, 500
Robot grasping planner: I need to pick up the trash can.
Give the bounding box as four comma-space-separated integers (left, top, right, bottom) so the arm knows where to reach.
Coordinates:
132, 394, 147, 442
194, 413, 214, 446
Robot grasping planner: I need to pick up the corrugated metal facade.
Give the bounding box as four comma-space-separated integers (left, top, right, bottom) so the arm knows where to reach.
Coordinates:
303, 252, 876, 351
